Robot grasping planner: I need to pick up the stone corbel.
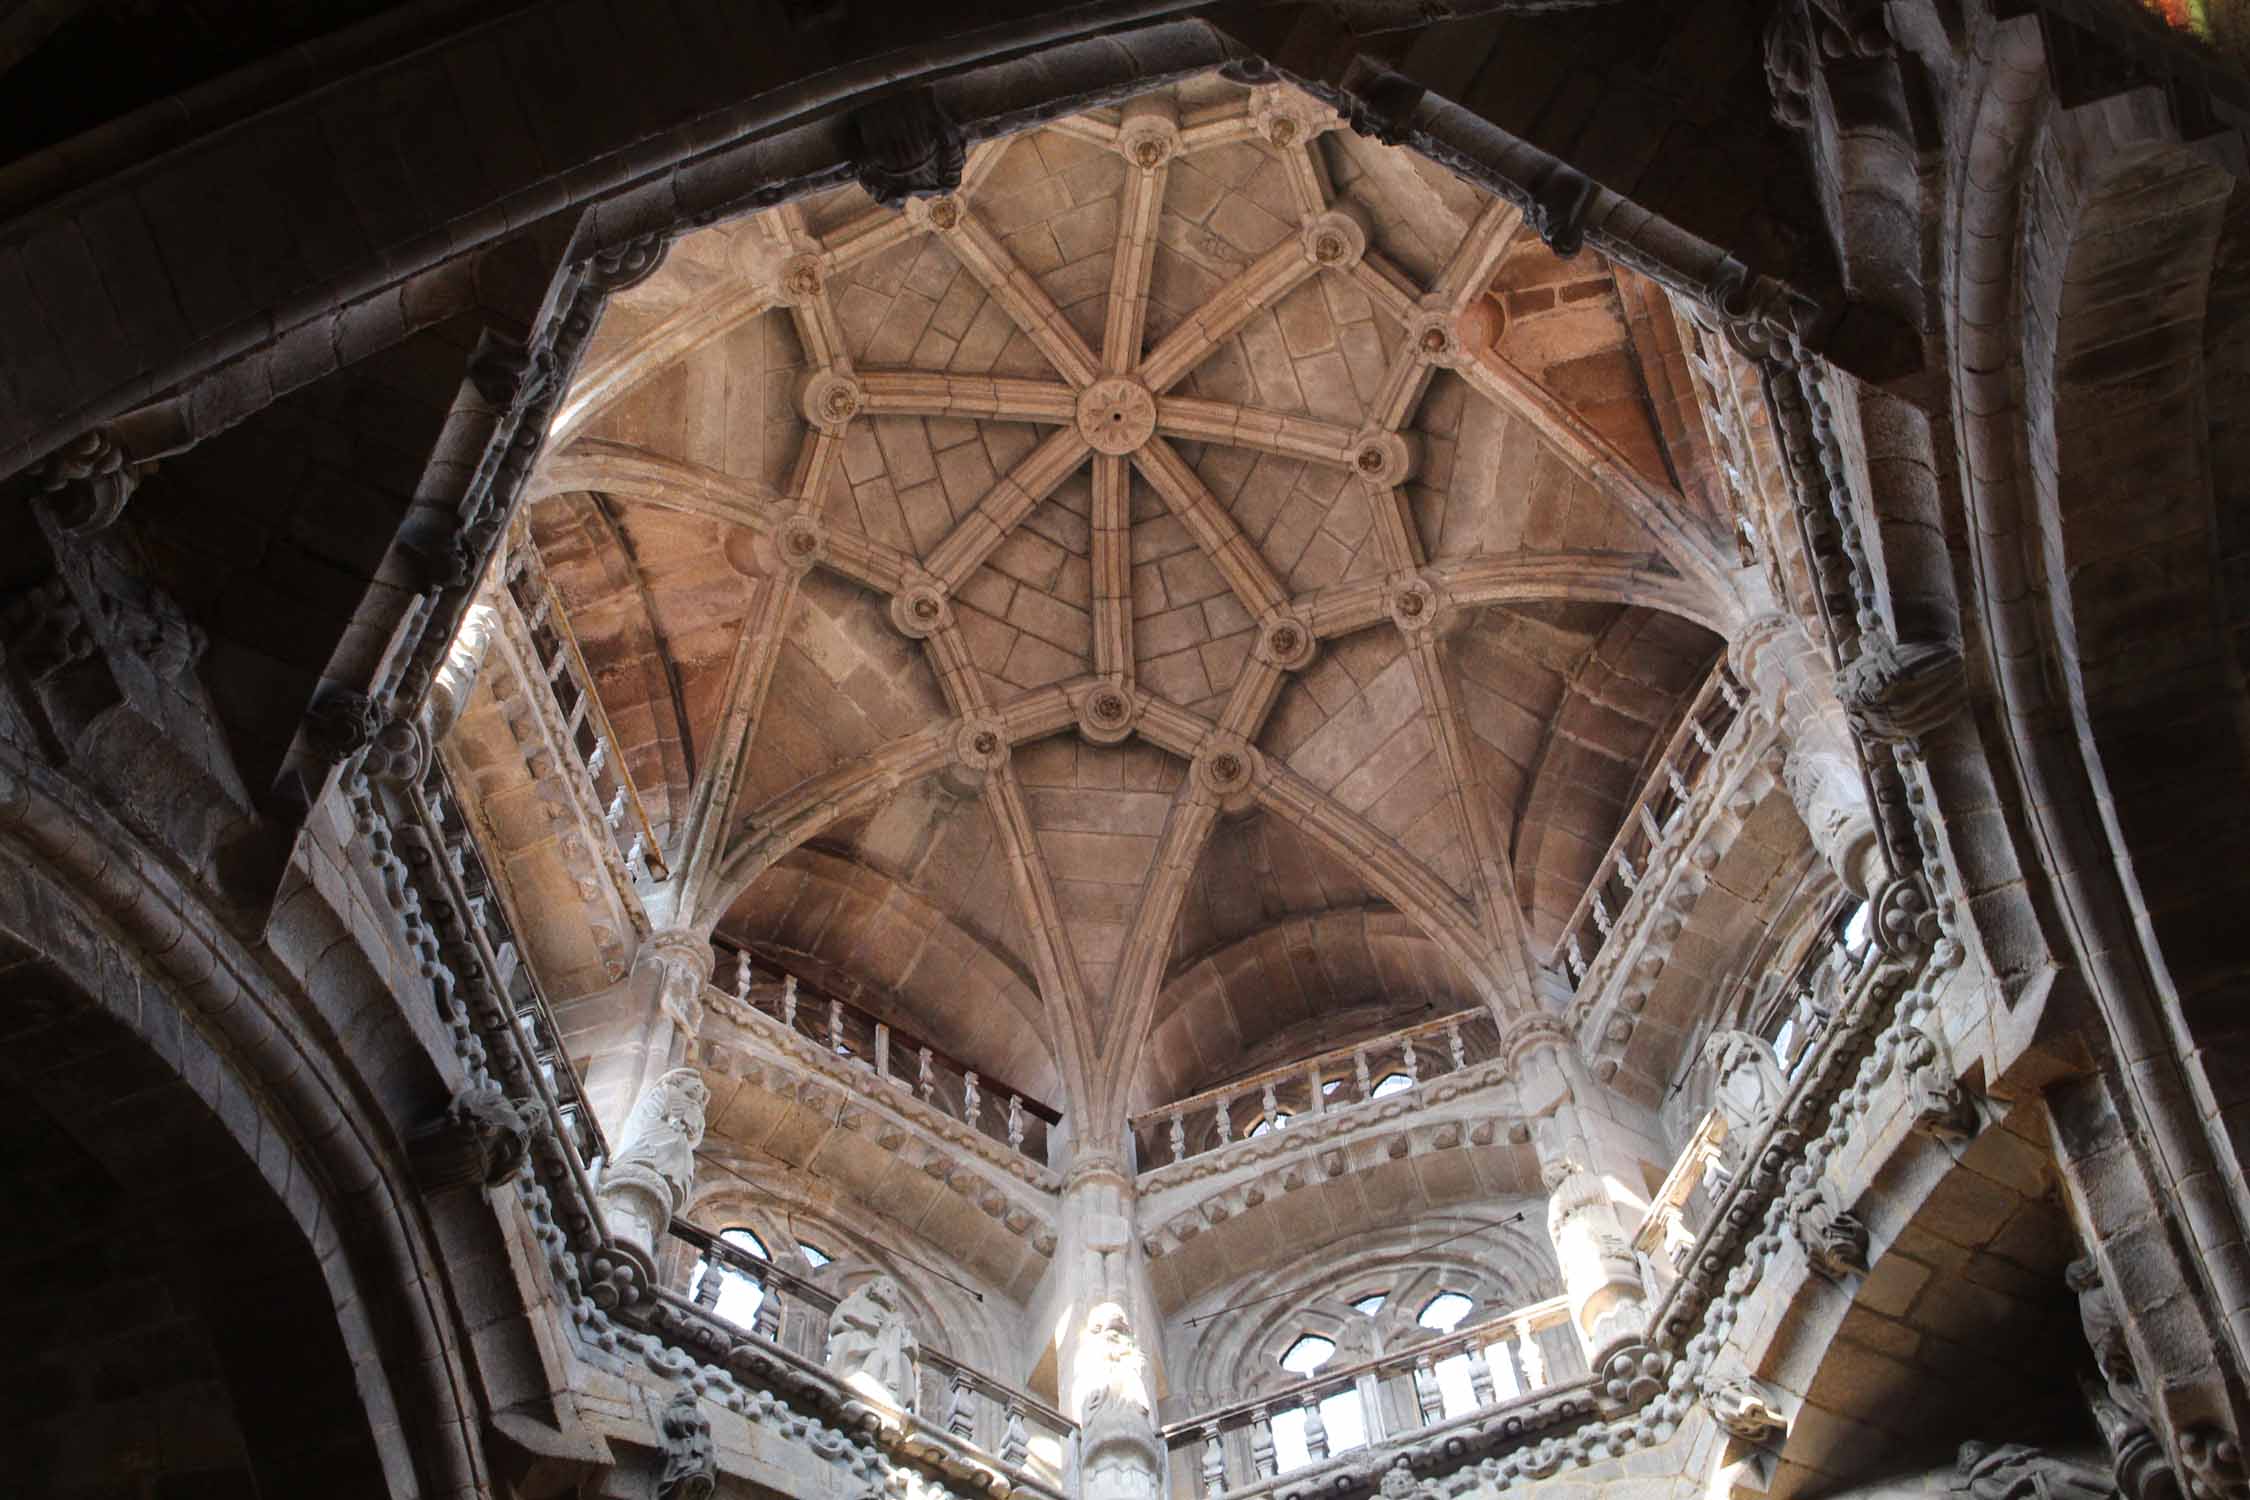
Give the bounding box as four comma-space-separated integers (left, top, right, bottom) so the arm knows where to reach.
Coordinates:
657, 1386, 718, 1500
1899, 1025, 1980, 1143
407, 1084, 541, 1192
1786, 1176, 1869, 1282
28, 428, 151, 536
1839, 631, 1966, 749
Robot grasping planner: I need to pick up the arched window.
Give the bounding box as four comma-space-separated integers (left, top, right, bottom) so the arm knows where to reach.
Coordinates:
1247, 1112, 1292, 1138
1272, 1334, 1365, 1470
1350, 1293, 1385, 1316
694, 1226, 772, 1329
1369, 1072, 1412, 1099
1417, 1291, 1474, 1331
798, 1241, 832, 1268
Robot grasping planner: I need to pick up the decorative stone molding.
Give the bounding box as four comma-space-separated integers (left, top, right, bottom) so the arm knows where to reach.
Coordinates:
892, 582, 954, 640
1078, 377, 1158, 455
1302, 209, 1370, 270
1386, 572, 1444, 635
1077, 683, 1141, 746
1253, 610, 1317, 672
658, 1386, 719, 1500
954, 716, 1011, 772
407, 1084, 540, 1192
775, 514, 828, 573
1349, 430, 1417, 488
1191, 736, 1262, 814
801, 371, 865, 433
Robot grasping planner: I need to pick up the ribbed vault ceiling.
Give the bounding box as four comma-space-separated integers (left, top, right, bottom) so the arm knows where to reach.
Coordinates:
527, 74, 1733, 1131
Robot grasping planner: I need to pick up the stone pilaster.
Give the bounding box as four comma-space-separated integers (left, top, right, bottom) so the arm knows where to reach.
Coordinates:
1514, 1025, 1651, 1361
602, 927, 715, 1144
1052, 1153, 1165, 1500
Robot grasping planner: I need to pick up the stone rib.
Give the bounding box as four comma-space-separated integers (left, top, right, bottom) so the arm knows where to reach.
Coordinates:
922, 425, 1093, 588
1104, 150, 1170, 372
981, 766, 1098, 1107
1350, 252, 1423, 327
856, 370, 1078, 424
1130, 436, 1289, 621
946, 209, 1101, 387
1139, 237, 1321, 393
1293, 552, 1725, 640
533, 440, 790, 529
1092, 454, 1133, 680
1434, 197, 1522, 307
1155, 397, 1360, 469
550, 282, 776, 444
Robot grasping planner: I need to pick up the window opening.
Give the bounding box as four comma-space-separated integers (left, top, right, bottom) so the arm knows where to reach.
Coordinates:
1323, 1079, 1343, 1096
695, 1227, 772, 1329
1841, 900, 1872, 953
1417, 1292, 1474, 1331
1370, 1072, 1412, 1099
1280, 1335, 1335, 1374
1248, 1112, 1292, 1138
799, 1242, 832, 1268
1350, 1293, 1385, 1316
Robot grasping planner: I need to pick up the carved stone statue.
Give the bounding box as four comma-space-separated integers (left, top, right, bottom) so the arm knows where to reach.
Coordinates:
2069, 1258, 2149, 1425
1955, 1441, 2116, 1500
1789, 1180, 1869, 1281
1077, 1302, 1153, 1422
1076, 1302, 1162, 1500
657, 1387, 716, 1500
826, 1275, 919, 1412
597, 1068, 710, 1254
1706, 1030, 1788, 1167
613, 1069, 709, 1199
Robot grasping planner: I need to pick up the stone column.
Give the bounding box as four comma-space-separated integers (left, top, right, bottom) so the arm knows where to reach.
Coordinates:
1052, 1153, 1165, 1500
1512, 1023, 1650, 1361
1733, 614, 1885, 896
586, 927, 714, 1144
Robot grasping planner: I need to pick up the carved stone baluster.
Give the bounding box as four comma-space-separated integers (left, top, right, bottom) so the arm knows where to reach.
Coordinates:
1250, 1412, 1278, 1479
829, 999, 845, 1054
1592, 892, 1613, 935
1717, 674, 1744, 713
1303, 1395, 1329, 1461
1666, 765, 1691, 808
693, 1258, 724, 1308
586, 736, 608, 778
947, 1368, 976, 1438
606, 786, 627, 828
1490, 1333, 1524, 1399
1412, 1359, 1445, 1425
1007, 1095, 1025, 1150
1000, 1403, 1029, 1467
1170, 1110, 1187, 1163
1214, 1093, 1230, 1143
1690, 719, 1718, 756
1469, 1341, 1498, 1408
734, 951, 753, 1002
625, 832, 650, 882
1261, 1081, 1279, 1130
1617, 853, 1637, 887
1307, 1061, 1325, 1115
918, 1047, 936, 1102
1402, 1035, 1419, 1088
874, 1023, 891, 1079
782, 974, 800, 1029
1639, 804, 1661, 844
963, 1071, 982, 1128
1515, 1320, 1545, 1391
753, 1283, 783, 1343
1200, 1426, 1227, 1497
1446, 1019, 1466, 1073
1567, 938, 1587, 983
1355, 1048, 1372, 1101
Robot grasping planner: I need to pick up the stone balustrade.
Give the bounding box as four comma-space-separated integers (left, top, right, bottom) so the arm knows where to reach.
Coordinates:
1550, 663, 1744, 991
496, 536, 671, 883
1163, 1297, 1581, 1499
705, 947, 1061, 1168
671, 1219, 1078, 1486
1128, 1008, 1507, 1174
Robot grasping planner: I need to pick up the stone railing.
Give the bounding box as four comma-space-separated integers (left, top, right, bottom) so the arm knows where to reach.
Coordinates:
1163, 1297, 1584, 1500
709, 944, 1059, 1165
1631, 1109, 1725, 1279
496, 536, 671, 882
1549, 663, 1743, 988
671, 1219, 1077, 1485
357, 739, 1073, 1500
1129, 1009, 1506, 1173
420, 763, 608, 1163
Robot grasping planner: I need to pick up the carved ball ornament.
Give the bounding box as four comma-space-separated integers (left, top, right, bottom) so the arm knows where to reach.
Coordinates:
776, 515, 827, 572
800, 371, 863, 432
890, 582, 952, 640
1079, 684, 1139, 745
1255, 610, 1318, 671
955, 717, 1010, 771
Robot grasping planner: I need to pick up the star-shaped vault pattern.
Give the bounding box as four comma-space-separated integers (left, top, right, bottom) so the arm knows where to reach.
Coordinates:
531, 76, 1734, 1134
